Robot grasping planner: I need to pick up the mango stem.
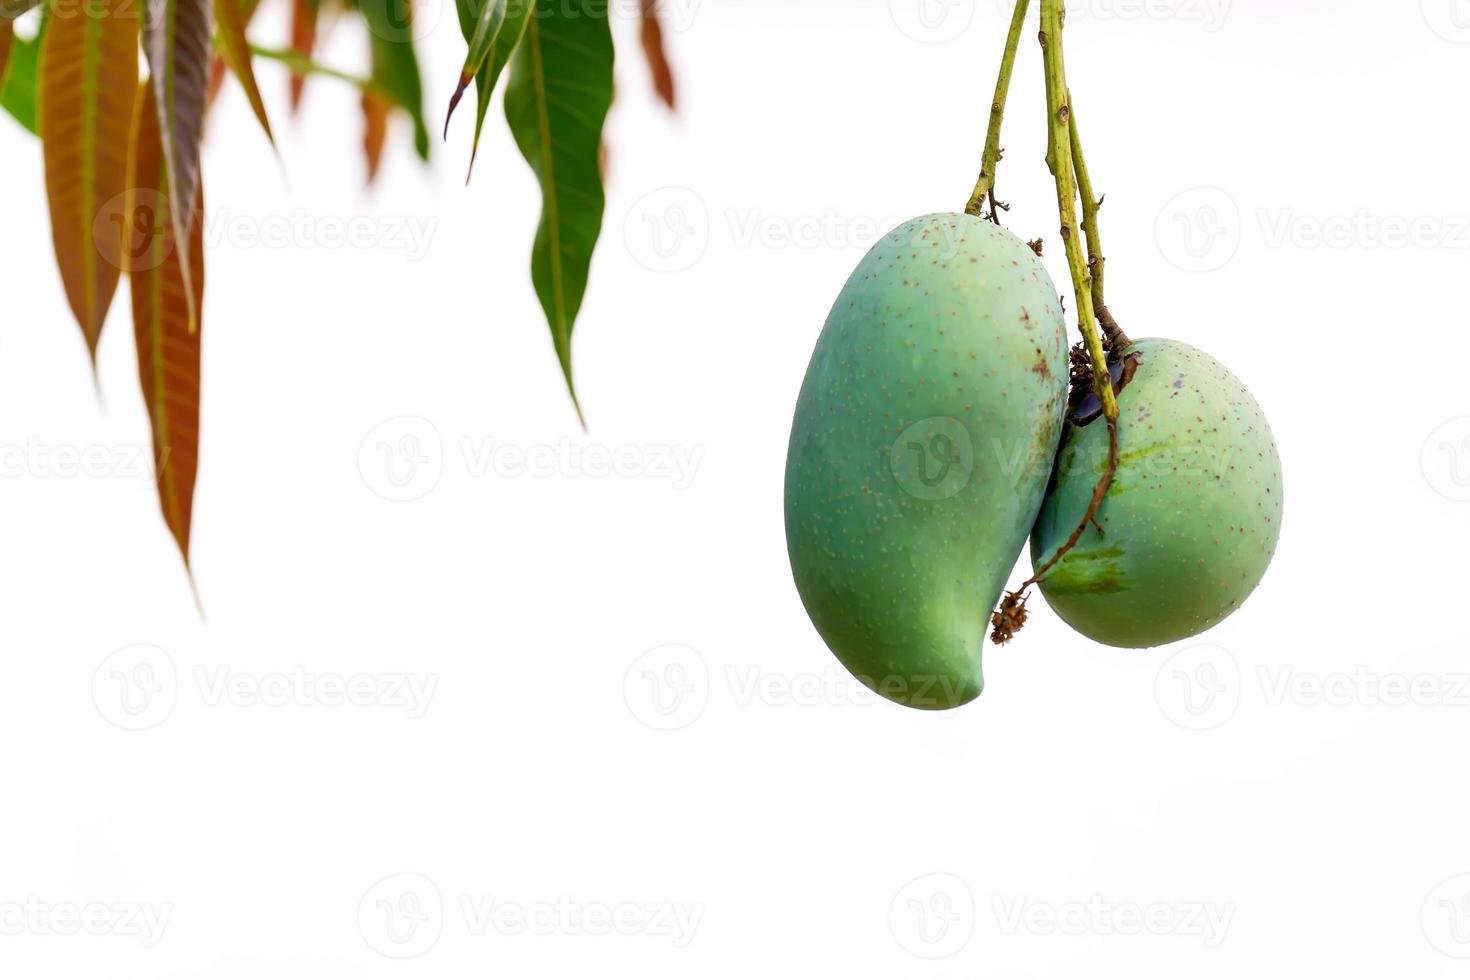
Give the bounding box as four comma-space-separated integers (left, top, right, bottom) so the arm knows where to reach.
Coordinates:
990, 0, 1122, 644
1068, 96, 1131, 350
965, 0, 1031, 221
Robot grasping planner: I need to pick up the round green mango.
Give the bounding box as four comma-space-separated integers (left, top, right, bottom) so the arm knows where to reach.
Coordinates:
784, 213, 1069, 710
1030, 338, 1283, 648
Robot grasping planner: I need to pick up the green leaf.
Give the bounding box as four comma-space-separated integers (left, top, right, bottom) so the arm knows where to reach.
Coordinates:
452, 0, 531, 179
446, 0, 504, 135
359, 0, 428, 160
504, 0, 614, 425
1, 25, 38, 133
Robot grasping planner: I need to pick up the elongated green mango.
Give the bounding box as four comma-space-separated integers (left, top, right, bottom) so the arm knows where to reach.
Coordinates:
784, 214, 1068, 709
1031, 338, 1283, 647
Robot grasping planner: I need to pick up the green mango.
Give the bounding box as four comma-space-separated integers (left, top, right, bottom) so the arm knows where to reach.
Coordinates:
1030, 338, 1283, 647
784, 213, 1069, 710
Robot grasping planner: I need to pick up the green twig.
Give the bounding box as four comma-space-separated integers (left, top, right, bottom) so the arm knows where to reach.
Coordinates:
991, 0, 1122, 641
1068, 96, 1130, 350
964, 0, 1030, 221
250, 45, 398, 107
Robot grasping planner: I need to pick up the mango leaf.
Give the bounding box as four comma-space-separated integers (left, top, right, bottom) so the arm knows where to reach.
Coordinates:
126, 81, 204, 575
504, 0, 614, 424
0, 22, 13, 95
0, 24, 38, 133
445, 0, 504, 134
639, 0, 675, 109
211, 0, 273, 143
287, 0, 316, 110
38, 0, 139, 361
142, 0, 211, 329
0, 0, 43, 21
451, 0, 530, 179
359, 0, 427, 160
361, 90, 388, 182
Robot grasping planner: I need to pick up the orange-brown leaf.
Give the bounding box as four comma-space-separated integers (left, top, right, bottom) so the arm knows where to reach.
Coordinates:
212, 0, 273, 142
38, 0, 139, 361
126, 82, 203, 570
0, 21, 13, 86
362, 92, 389, 184
639, 0, 675, 110
289, 0, 317, 111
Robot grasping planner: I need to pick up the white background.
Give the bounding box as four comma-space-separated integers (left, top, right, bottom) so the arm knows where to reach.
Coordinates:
1, 0, 1468, 976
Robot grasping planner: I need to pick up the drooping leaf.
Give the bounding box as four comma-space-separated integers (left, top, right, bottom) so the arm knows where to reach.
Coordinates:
359, 0, 427, 159
38, 0, 139, 361
0, 0, 43, 22
211, 0, 273, 142
503, 0, 614, 424
445, 0, 504, 134
126, 81, 203, 574
362, 90, 388, 183
287, 0, 317, 110
0, 21, 13, 91
452, 0, 530, 179
142, 0, 211, 323
0, 25, 38, 133
639, 0, 675, 109
205, 0, 260, 105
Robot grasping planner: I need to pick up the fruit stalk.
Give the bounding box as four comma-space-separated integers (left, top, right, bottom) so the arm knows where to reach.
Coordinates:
965, 0, 1031, 221
991, 0, 1121, 641
1038, 0, 1113, 420
1067, 98, 1131, 350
